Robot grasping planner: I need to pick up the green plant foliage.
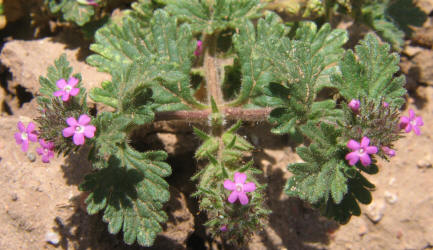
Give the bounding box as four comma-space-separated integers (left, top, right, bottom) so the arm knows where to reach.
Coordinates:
285, 122, 375, 223
164, 0, 263, 34
332, 33, 406, 107
88, 9, 206, 111
45, 0, 95, 26
228, 12, 287, 107
80, 145, 171, 246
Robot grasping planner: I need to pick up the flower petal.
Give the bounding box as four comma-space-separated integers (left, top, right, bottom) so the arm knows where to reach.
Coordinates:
243, 182, 256, 192
399, 116, 409, 129
17, 121, 25, 132
415, 117, 424, 126
404, 124, 412, 133
359, 153, 371, 166
21, 140, 29, 152
36, 147, 44, 156
365, 146, 377, 154
409, 109, 415, 120
223, 180, 236, 191
26, 122, 36, 133
234, 172, 247, 184
66, 117, 78, 127
84, 125, 96, 138
345, 152, 359, 166
360, 137, 370, 147
28, 133, 38, 142
347, 140, 360, 150
62, 127, 75, 137
41, 154, 51, 163
15, 132, 23, 144
53, 90, 65, 97
68, 77, 79, 87
56, 78, 67, 89
61, 93, 70, 101
413, 125, 421, 135
73, 133, 85, 145
227, 191, 239, 203
69, 87, 80, 96
238, 192, 249, 205
78, 114, 91, 125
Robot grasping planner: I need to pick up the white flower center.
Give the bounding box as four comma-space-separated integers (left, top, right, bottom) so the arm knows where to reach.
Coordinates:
358, 148, 364, 154
75, 125, 85, 133
21, 132, 28, 140
235, 183, 243, 192
410, 120, 417, 126
64, 85, 72, 92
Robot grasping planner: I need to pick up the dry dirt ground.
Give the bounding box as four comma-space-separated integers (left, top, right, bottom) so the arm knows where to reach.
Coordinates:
1, 7, 433, 250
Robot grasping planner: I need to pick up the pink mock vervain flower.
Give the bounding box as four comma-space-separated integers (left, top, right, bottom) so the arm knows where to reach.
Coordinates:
14, 121, 38, 152
194, 40, 203, 57
345, 137, 378, 166
37, 139, 55, 163
62, 114, 96, 145
220, 225, 227, 232
223, 172, 256, 205
383, 102, 389, 108
381, 146, 395, 157
53, 77, 80, 102
348, 99, 360, 113
399, 109, 423, 135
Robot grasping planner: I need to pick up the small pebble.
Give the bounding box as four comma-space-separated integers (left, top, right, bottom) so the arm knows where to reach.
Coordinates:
27, 152, 36, 162
358, 221, 368, 236
45, 231, 60, 245
388, 177, 396, 186
11, 193, 18, 201
384, 191, 398, 204
365, 201, 386, 223
417, 159, 432, 169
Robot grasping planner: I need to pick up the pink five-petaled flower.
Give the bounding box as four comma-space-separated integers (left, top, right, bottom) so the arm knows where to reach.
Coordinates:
36, 139, 55, 163
381, 146, 395, 157
399, 109, 423, 135
223, 172, 256, 205
194, 40, 203, 57
348, 99, 360, 113
220, 225, 227, 232
62, 114, 96, 145
14, 121, 38, 152
53, 77, 80, 102
345, 137, 378, 166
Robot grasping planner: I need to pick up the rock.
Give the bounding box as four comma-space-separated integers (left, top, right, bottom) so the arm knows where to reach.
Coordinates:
416, 0, 433, 15
384, 191, 398, 204
0, 38, 110, 102
365, 201, 386, 223
45, 231, 60, 245
388, 177, 396, 186
410, 50, 433, 85
358, 220, 368, 236
10, 193, 18, 201
417, 159, 432, 168
26, 152, 36, 162
403, 46, 424, 57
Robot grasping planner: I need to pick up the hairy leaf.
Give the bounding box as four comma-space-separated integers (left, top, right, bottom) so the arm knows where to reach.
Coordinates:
88, 9, 205, 110
165, 0, 263, 34
45, 0, 95, 26
332, 33, 406, 107
81, 145, 171, 246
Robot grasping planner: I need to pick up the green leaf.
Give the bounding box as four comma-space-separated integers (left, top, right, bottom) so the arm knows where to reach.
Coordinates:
294, 22, 348, 90
81, 145, 171, 247
88, 9, 205, 110
165, 0, 263, 34
229, 12, 287, 106
332, 33, 406, 107
46, 0, 95, 26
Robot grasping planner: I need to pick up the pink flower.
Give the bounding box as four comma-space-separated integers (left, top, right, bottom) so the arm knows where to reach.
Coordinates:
194, 40, 203, 57
399, 109, 423, 135
36, 139, 55, 163
348, 99, 360, 113
383, 102, 389, 108
14, 121, 38, 152
86, 0, 99, 6
223, 172, 256, 205
345, 137, 378, 166
220, 225, 227, 232
53, 77, 80, 102
62, 114, 96, 145
381, 146, 395, 157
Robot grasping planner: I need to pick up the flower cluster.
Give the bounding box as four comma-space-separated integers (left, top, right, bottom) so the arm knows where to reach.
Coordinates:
345, 100, 423, 167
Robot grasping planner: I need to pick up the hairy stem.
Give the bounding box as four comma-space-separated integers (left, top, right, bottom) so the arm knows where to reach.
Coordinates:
204, 32, 223, 106
154, 108, 271, 122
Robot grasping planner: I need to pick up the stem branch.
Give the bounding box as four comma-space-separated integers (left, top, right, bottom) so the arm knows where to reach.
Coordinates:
154, 108, 272, 122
